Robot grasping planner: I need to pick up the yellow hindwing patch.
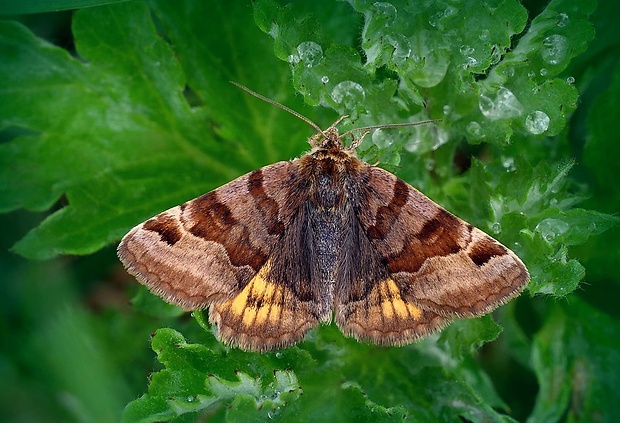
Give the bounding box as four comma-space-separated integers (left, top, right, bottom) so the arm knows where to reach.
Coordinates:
227, 261, 283, 327
379, 279, 422, 320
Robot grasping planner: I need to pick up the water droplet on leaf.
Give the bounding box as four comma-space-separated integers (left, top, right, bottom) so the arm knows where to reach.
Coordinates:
466, 121, 482, 138
525, 111, 550, 134
536, 218, 569, 242
491, 222, 502, 234
502, 66, 515, 77
321, 75, 329, 84
428, 11, 443, 28
502, 156, 516, 172
296, 41, 323, 67
490, 45, 502, 64
479, 87, 523, 120
541, 35, 568, 65
331, 81, 365, 109
373, 2, 397, 26
566, 76, 575, 84
386, 34, 411, 67
404, 121, 447, 153
371, 128, 393, 148
460, 45, 475, 55
556, 12, 569, 27
463, 56, 478, 69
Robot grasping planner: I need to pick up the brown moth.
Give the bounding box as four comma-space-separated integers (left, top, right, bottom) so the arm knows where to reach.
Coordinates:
118, 84, 529, 352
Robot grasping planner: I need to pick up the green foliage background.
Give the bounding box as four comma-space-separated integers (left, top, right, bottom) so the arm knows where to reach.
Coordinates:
1, 0, 619, 421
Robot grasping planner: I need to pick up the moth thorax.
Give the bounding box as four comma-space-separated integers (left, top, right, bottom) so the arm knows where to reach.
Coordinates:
311, 166, 347, 210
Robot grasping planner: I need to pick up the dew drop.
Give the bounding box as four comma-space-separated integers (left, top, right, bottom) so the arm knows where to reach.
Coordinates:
536, 218, 570, 242
490, 45, 502, 64
443, 6, 457, 18
386, 34, 411, 66
373, 2, 397, 26
424, 158, 435, 171
331, 81, 366, 109
460, 45, 475, 55
443, 105, 451, 115
491, 222, 502, 234
296, 41, 323, 68
321, 75, 329, 84
502, 156, 516, 172
502, 66, 515, 77
528, 71, 536, 78
540, 68, 548, 76
410, 53, 423, 64
497, 87, 522, 117
541, 34, 569, 65
556, 12, 569, 27
479, 95, 495, 117
428, 11, 443, 27
275, 352, 283, 359
371, 128, 393, 148
466, 121, 482, 138
463, 56, 478, 69
187, 395, 195, 402
479, 29, 490, 40
404, 122, 446, 153
525, 111, 550, 134
566, 76, 575, 84
479, 87, 523, 120
287, 54, 300, 65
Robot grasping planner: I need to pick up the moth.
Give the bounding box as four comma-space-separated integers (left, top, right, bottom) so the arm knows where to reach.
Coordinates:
118, 83, 529, 352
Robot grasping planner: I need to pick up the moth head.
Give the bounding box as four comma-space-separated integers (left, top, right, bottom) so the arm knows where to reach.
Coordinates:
309, 115, 349, 150
312, 126, 343, 150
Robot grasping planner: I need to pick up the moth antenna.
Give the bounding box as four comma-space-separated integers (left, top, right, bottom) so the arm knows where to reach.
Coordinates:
328, 115, 349, 129
348, 130, 370, 151
230, 81, 326, 137
340, 120, 441, 140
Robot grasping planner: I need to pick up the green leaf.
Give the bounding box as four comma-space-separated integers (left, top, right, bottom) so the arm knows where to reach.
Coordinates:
438, 315, 502, 360
530, 298, 620, 423
122, 329, 303, 422
0, 1, 307, 258
0, 0, 131, 15
466, 159, 618, 297
124, 326, 520, 422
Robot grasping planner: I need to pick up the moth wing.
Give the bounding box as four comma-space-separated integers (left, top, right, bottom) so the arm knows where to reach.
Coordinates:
118, 161, 321, 351
336, 166, 529, 346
